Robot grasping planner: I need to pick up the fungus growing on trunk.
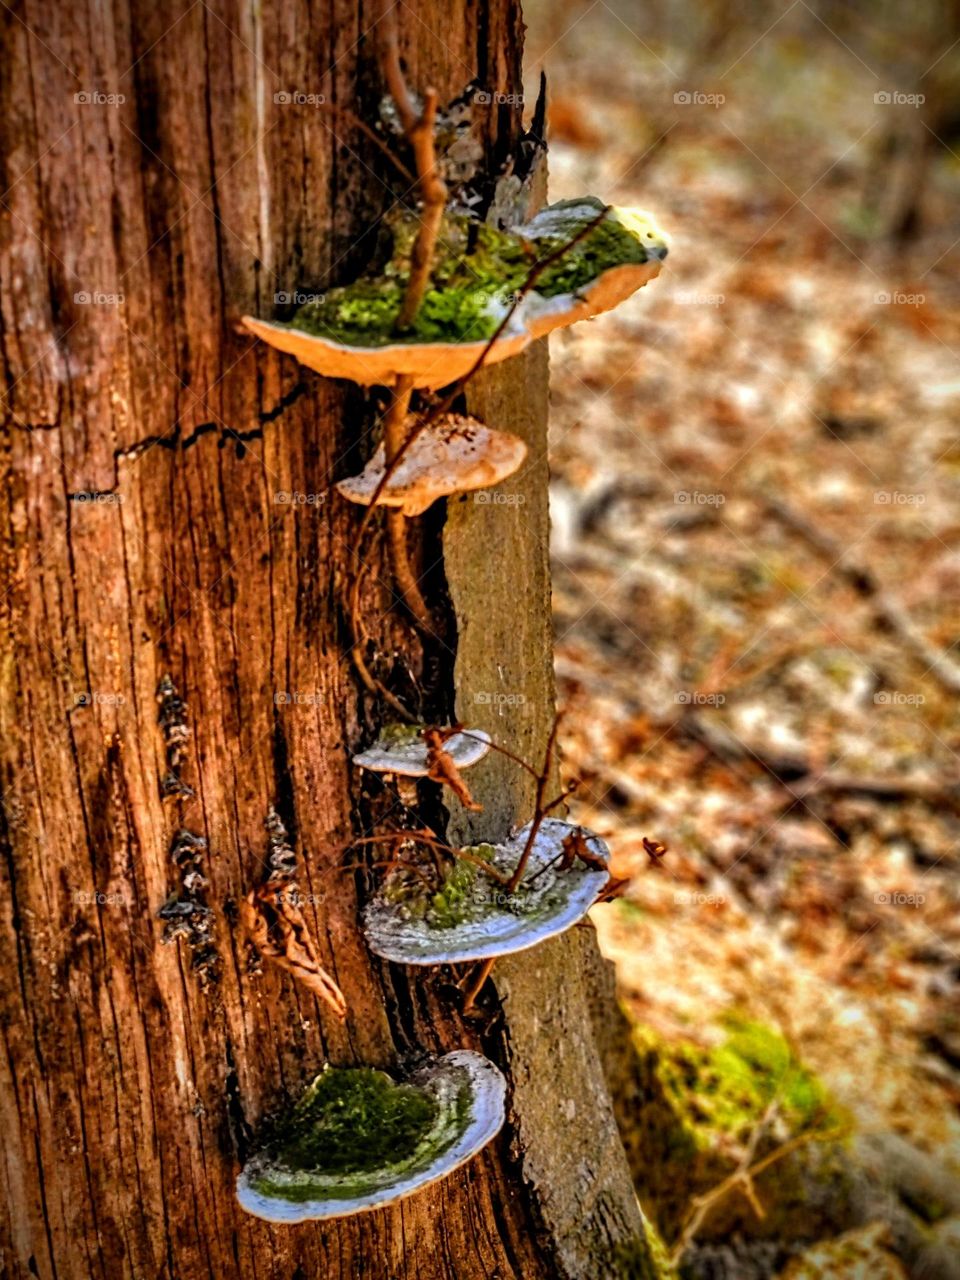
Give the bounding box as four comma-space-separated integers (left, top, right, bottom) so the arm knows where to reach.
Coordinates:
363, 818, 610, 965
242, 199, 668, 389
354, 723, 491, 810
336, 413, 527, 516
236, 1051, 506, 1223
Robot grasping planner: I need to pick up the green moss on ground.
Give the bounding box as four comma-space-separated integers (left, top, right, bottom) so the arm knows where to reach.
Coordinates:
615, 1017, 853, 1248
288, 200, 659, 347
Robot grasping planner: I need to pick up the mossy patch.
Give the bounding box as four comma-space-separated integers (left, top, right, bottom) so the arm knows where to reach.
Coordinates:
288, 199, 662, 347
616, 1017, 853, 1247
656, 1018, 843, 1145
385, 844, 497, 929
267, 1066, 438, 1177
248, 1062, 475, 1205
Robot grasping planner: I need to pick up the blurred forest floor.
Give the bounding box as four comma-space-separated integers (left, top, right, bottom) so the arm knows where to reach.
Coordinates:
522, 1, 960, 1273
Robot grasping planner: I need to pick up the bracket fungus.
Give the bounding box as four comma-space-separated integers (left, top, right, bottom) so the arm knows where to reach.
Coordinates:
363, 818, 610, 965
242, 199, 668, 389
353, 723, 491, 777
236, 1051, 506, 1223
336, 412, 527, 516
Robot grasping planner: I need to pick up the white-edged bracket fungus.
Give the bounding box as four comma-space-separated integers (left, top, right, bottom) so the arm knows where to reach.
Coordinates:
353, 723, 491, 776
363, 817, 610, 965
336, 413, 527, 516
242, 198, 668, 389
236, 1050, 506, 1222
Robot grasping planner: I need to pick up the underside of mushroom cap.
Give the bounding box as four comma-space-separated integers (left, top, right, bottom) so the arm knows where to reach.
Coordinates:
242, 198, 668, 388
353, 723, 491, 776
236, 1051, 506, 1223
336, 415, 527, 516
363, 818, 611, 964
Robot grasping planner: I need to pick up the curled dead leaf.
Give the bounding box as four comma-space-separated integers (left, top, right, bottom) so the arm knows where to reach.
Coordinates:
242, 883, 347, 1019
424, 727, 482, 811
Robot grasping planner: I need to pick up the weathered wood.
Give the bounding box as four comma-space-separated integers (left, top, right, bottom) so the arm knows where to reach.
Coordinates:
0, 2, 659, 1276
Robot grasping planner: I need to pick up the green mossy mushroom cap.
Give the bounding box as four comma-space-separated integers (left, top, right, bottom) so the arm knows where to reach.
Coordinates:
364, 817, 611, 964
236, 1052, 506, 1222
243, 198, 668, 388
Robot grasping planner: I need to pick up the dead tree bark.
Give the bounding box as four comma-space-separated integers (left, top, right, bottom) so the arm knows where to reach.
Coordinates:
0, 2, 659, 1276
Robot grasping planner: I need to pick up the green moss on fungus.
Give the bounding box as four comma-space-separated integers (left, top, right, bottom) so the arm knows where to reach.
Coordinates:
289, 199, 662, 347
268, 1067, 439, 1179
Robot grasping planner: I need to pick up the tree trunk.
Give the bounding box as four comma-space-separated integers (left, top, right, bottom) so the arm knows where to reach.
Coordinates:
0, 2, 659, 1276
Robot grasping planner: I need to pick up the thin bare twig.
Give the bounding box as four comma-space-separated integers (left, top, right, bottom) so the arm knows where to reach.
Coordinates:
461, 957, 495, 1012
506, 713, 563, 893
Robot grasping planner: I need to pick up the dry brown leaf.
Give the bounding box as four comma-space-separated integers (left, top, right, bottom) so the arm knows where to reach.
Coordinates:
242, 883, 347, 1019
424, 728, 482, 811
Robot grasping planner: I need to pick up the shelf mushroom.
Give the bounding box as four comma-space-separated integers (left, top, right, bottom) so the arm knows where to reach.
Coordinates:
236, 1051, 506, 1223
354, 723, 491, 775
354, 723, 491, 810
336, 413, 527, 516
363, 817, 610, 965
242, 198, 669, 389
